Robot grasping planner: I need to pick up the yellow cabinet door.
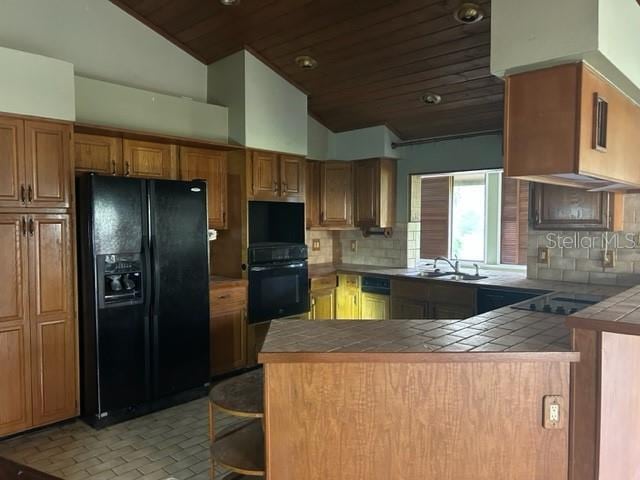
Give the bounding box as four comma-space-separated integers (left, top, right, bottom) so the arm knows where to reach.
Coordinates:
336, 288, 360, 319
310, 289, 335, 320
361, 292, 389, 320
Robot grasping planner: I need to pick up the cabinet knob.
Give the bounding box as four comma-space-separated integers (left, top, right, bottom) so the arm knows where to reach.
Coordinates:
21, 217, 27, 237
273, 181, 278, 193
28, 218, 34, 237
27, 185, 33, 203
112, 159, 117, 175
125, 161, 131, 176
20, 185, 26, 204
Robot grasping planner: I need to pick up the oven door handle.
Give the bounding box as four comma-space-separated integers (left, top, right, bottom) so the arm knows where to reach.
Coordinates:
250, 262, 306, 272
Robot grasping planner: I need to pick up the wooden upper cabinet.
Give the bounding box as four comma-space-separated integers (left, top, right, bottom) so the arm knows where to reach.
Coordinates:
251, 151, 279, 199
505, 62, 640, 188
74, 133, 122, 176
353, 158, 396, 230
530, 183, 621, 231
28, 214, 76, 425
0, 214, 32, 436
305, 160, 321, 228
123, 139, 177, 180
24, 121, 72, 210
279, 155, 305, 199
320, 161, 353, 227
180, 147, 228, 230
0, 117, 25, 209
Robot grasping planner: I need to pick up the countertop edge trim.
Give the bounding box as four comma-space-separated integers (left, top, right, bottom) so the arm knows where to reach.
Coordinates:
258, 351, 580, 364
566, 317, 640, 336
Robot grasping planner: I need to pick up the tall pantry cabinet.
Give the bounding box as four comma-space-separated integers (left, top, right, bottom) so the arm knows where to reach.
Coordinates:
0, 114, 77, 437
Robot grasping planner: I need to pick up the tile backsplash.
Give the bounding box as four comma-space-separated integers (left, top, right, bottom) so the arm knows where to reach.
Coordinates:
306, 230, 337, 265
527, 194, 640, 287
305, 222, 421, 268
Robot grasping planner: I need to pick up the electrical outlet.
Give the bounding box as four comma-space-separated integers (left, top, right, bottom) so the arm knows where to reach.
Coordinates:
350, 240, 357, 253
312, 239, 321, 251
543, 395, 564, 429
603, 250, 615, 268
537, 246, 550, 264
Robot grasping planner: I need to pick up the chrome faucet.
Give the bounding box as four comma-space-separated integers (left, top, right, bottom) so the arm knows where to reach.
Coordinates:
434, 256, 460, 273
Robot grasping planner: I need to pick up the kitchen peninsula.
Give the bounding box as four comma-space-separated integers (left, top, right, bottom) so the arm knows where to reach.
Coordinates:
260, 314, 576, 480
259, 271, 640, 480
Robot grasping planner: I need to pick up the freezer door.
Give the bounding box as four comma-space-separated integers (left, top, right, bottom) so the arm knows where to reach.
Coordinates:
78, 175, 151, 417
148, 180, 210, 398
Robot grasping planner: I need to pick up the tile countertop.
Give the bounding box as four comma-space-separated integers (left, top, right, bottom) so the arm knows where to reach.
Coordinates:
567, 284, 640, 336
259, 311, 580, 363
309, 262, 625, 296
257, 263, 636, 362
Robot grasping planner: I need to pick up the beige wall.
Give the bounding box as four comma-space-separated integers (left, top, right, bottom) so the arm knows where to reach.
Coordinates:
491, 0, 640, 103
0, 0, 207, 101
0, 46, 75, 120
76, 77, 228, 142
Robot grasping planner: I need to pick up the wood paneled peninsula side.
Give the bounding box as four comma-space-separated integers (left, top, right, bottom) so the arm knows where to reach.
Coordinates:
259, 311, 578, 480
566, 285, 640, 480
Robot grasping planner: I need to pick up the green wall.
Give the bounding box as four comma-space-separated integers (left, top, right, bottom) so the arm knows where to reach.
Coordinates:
395, 134, 504, 222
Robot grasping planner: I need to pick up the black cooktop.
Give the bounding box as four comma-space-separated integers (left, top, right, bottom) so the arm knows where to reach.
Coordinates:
511, 292, 607, 315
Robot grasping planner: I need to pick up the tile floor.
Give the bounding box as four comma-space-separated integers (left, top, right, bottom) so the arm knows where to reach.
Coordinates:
0, 397, 241, 480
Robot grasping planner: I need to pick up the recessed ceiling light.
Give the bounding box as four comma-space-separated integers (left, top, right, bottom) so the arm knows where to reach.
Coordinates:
295, 55, 318, 70
219, 0, 239, 5
421, 93, 442, 105
453, 3, 485, 24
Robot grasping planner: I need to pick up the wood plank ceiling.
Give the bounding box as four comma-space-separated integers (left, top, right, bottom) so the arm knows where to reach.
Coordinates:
110, 0, 502, 140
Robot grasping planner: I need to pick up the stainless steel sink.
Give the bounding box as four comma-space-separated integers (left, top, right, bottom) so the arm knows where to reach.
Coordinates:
413, 270, 457, 278
443, 273, 488, 281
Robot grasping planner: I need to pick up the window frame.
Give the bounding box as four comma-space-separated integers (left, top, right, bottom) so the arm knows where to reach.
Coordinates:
414, 169, 526, 270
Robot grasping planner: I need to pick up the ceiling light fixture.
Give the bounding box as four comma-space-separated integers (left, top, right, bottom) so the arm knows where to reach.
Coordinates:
219, 0, 239, 5
453, 3, 485, 24
421, 93, 442, 105
295, 55, 318, 70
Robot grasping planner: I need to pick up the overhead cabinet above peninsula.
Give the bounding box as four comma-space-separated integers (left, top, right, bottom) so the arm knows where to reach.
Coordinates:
504, 62, 640, 189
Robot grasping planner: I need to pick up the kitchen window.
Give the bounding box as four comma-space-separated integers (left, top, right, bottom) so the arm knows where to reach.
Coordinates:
414, 171, 528, 266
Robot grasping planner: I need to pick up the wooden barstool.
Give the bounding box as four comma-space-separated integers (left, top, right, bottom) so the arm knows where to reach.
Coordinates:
209, 369, 264, 479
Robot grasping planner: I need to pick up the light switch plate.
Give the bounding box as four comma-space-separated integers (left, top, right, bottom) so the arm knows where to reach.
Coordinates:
603, 250, 615, 268
543, 395, 565, 429
537, 246, 550, 264
350, 240, 357, 253
312, 239, 321, 251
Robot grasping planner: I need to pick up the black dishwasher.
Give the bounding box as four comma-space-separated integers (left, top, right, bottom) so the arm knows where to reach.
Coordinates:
476, 287, 548, 314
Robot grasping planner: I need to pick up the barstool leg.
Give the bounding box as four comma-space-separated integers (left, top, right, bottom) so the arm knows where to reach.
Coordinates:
209, 402, 216, 479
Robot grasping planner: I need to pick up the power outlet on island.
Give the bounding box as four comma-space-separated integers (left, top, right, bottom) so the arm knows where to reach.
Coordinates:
312, 239, 321, 251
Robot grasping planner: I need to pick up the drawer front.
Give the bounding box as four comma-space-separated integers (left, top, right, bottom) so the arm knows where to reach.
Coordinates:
428, 284, 476, 306
210, 285, 247, 310
391, 279, 429, 300
338, 274, 360, 290
310, 274, 337, 292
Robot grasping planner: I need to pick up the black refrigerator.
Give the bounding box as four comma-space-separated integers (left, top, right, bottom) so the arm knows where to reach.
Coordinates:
77, 174, 210, 428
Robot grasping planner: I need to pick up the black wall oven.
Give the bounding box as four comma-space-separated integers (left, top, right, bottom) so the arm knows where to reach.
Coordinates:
248, 244, 309, 323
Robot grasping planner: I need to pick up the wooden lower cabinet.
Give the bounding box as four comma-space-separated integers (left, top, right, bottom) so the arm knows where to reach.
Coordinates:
210, 282, 247, 376
430, 302, 474, 320
310, 289, 335, 320
361, 293, 389, 320
0, 213, 76, 437
391, 279, 475, 320
392, 297, 430, 320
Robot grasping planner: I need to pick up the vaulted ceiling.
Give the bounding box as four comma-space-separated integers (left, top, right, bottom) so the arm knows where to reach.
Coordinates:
110, 0, 502, 140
